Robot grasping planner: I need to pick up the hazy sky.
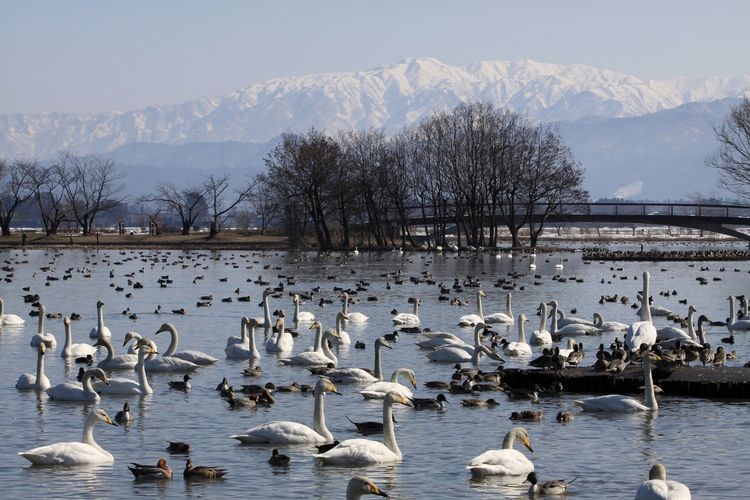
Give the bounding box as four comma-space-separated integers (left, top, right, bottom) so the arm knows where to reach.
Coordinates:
2, 0, 749, 114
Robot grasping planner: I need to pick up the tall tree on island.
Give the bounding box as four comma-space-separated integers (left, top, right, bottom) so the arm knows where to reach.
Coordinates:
0, 159, 34, 236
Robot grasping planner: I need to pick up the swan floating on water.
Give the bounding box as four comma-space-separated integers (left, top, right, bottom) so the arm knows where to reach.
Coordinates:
427, 323, 488, 362
316, 391, 411, 466
574, 345, 659, 412
225, 317, 261, 360
61, 316, 96, 358
484, 293, 514, 324
458, 290, 486, 327
340, 292, 369, 323
265, 314, 294, 353
529, 303, 552, 345
19, 408, 118, 465
30, 304, 57, 350
95, 341, 157, 395
326, 336, 391, 384
503, 314, 532, 357
279, 321, 341, 366
293, 294, 315, 324
625, 272, 657, 352
230, 377, 340, 444
16, 342, 51, 391
47, 367, 109, 403
634, 463, 691, 499
467, 426, 535, 478
0, 296, 25, 326
392, 298, 421, 327
345, 476, 389, 499
88, 300, 112, 339
96, 336, 139, 370
728, 295, 750, 332
156, 322, 218, 365
360, 368, 416, 400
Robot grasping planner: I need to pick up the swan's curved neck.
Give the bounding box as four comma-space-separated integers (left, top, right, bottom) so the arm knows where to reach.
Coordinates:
0, 297, 4, 316
502, 430, 518, 449
471, 346, 485, 365
538, 304, 547, 332
382, 398, 401, 458
321, 332, 337, 364
548, 303, 558, 334
476, 293, 484, 319
263, 294, 271, 328
240, 321, 248, 343
97, 304, 104, 334
640, 273, 653, 323
374, 343, 384, 380
643, 356, 658, 411
137, 348, 153, 394
248, 324, 258, 357
506, 294, 513, 319
312, 388, 333, 442
518, 320, 526, 344
412, 300, 419, 316
472, 325, 484, 347
593, 313, 603, 328
38, 309, 45, 334
82, 414, 106, 453
63, 322, 73, 356
696, 319, 708, 345
36, 348, 46, 386
391, 369, 407, 383
82, 372, 98, 397
163, 326, 178, 357
274, 319, 286, 346
100, 338, 114, 364
294, 298, 300, 323
336, 316, 345, 335
729, 297, 736, 326
342, 295, 349, 315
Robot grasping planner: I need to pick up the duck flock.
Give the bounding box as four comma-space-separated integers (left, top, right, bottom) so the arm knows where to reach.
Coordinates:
1, 247, 749, 498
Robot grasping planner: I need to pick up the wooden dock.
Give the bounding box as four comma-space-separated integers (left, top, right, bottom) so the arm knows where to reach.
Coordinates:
501, 365, 750, 399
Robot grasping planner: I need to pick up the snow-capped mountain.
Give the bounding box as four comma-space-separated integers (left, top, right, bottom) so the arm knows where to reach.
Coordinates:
2, 57, 748, 159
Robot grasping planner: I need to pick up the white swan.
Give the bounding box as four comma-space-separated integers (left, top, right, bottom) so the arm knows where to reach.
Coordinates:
625, 272, 657, 352
657, 305, 696, 343
728, 295, 750, 332
554, 258, 564, 271
392, 298, 420, 327
332, 311, 351, 345
96, 336, 138, 370
417, 331, 466, 349
95, 342, 157, 395
529, 303, 552, 345
265, 314, 294, 353
30, 304, 57, 349
529, 253, 536, 270
326, 337, 391, 384
503, 314, 532, 357
61, 316, 96, 358
88, 300, 112, 339
225, 317, 262, 360
601, 318, 629, 332
458, 290, 485, 327
156, 322, 217, 365
279, 322, 341, 366
226, 317, 248, 347
316, 391, 411, 466
484, 293, 514, 324
16, 342, 51, 391
47, 367, 109, 403
124, 331, 150, 354
574, 346, 658, 412
254, 288, 274, 329
19, 408, 117, 465
340, 292, 369, 323
427, 323, 487, 362
0, 297, 25, 325
634, 463, 692, 500
345, 476, 389, 499
467, 426, 535, 477
230, 377, 340, 444
550, 308, 602, 337
360, 368, 416, 400
293, 294, 316, 324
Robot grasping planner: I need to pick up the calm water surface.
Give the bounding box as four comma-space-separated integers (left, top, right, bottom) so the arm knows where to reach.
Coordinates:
0, 247, 748, 499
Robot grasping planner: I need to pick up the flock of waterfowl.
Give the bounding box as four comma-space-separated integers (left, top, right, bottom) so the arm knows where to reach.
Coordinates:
2, 246, 749, 498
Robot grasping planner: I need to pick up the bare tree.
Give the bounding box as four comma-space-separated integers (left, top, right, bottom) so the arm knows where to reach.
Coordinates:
707, 97, 750, 200
56, 152, 124, 235
22, 161, 69, 235
203, 174, 252, 238
141, 182, 207, 235
246, 173, 280, 235
0, 159, 35, 236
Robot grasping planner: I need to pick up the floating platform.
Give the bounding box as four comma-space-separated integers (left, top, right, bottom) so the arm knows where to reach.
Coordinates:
501, 365, 750, 399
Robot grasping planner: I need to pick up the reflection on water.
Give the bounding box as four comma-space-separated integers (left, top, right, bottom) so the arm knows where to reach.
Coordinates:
0, 248, 749, 498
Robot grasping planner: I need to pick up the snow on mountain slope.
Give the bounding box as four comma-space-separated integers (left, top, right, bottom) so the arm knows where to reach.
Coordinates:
2, 57, 748, 158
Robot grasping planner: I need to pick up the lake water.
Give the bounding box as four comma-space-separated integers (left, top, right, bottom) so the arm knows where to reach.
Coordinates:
0, 247, 748, 499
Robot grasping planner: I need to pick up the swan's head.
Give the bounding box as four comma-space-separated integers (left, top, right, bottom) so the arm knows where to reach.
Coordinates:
96, 300, 105, 308
89, 368, 110, 385
547, 300, 558, 309
688, 305, 697, 313
339, 292, 349, 301
37, 342, 46, 355
123, 331, 142, 346
399, 369, 417, 389
336, 312, 349, 321
347, 476, 388, 498
293, 294, 300, 303
63, 316, 70, 327
316, 377, 340, 396
309, 321, 323, 331
511, 427, 533, 452
648, 463, 667, 481
93, 337, 111, 348
155, 323, 174, 335
94, 408, 117, 426
375, 337, 392, 349
263, 288, 272, 298
138, 342, 158, 356
385, 391, 412, 408
276, 309, 286, 319
246, 317, 261, 328
479, 290, 486, 297
38, 303, 46, 315
518, 314, 529, 323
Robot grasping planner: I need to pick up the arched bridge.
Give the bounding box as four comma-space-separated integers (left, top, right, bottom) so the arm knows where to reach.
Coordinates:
405, 202, 750, 241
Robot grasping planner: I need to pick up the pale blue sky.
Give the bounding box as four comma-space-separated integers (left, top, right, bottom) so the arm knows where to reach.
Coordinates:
2, 0, 749, 114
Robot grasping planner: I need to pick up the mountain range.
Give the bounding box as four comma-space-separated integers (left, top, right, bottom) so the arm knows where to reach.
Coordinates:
1, 57, 748, 199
